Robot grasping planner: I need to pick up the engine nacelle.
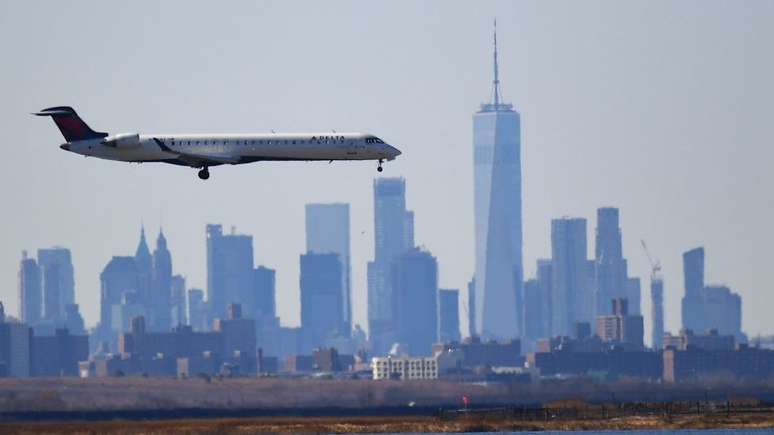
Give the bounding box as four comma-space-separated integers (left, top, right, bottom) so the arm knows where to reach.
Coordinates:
102, 133, 140, 148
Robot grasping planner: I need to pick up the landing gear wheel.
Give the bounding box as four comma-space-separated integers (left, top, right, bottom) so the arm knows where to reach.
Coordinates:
377, 159, 384, 172
198, 168, 210, 180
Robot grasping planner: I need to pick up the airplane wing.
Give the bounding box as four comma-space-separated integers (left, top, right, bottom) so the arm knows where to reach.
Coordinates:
153, 138, 240, 167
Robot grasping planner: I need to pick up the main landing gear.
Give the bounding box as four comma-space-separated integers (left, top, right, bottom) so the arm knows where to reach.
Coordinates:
198, 167, 210, 180
377, 159, 384, 172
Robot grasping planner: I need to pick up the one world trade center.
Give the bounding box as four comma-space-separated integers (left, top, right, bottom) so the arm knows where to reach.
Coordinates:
472, 22, 523, 339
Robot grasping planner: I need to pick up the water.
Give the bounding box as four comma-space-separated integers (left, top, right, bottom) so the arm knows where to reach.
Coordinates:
441, 431, 772, 435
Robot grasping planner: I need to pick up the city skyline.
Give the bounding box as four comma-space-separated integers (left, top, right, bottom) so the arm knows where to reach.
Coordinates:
2, 1, 774, 341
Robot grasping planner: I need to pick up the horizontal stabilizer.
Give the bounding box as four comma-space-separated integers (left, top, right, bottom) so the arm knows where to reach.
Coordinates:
33, 106, 107, 142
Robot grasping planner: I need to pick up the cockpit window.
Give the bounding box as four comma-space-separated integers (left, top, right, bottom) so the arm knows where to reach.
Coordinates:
365, 136, 384, 144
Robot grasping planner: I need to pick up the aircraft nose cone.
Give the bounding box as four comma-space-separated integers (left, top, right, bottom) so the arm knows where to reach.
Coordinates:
389, 145, 401, 158
60, 144, 70, 151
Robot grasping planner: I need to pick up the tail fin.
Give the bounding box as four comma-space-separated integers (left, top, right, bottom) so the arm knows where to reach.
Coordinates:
33, 106, 108, 142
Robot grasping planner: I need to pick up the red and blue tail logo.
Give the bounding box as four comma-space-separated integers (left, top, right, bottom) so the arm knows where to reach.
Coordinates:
33, 106, 108, 142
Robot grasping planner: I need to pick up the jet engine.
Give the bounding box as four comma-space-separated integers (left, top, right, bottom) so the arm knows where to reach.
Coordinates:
101, 133, 140, 148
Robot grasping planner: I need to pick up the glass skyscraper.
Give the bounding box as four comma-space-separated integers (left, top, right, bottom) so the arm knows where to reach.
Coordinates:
594, 207, 628, 317
472, 25, 523, 339
37, 247, 75, 323
151, 230, 172, 331
681, 247, 705, 332
300, 252, 343, 351
650, 277, 664, 350
391, 248, 438, 356
206, 224, 254, 320
18, 252, 42, 325
438, 288, 461, 343
550, 217, 590, 336
305, 203, 352, 336
368, 177, 414, 354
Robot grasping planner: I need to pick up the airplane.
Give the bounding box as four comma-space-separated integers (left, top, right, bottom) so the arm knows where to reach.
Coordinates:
34, 106, 401, 180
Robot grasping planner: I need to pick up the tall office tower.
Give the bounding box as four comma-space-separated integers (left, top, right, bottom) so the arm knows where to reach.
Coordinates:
467, 278, 476, 338
99, 256, 139, 343
536, 259, 553, 339
403, 210, 415, 250
391, 248, 438, 356
0, 319, 31, 378
252, 266, 276, 319
681, 247, 705, 332
187, 288, 207, 331
300, 252, 343, 351
523, 279, 542, 348
112, 291, 145, 333
626, 277, 642, 315
472, 24, 523, 340
367, 177, 413, 354
305, 203, 352, 335
38, 247, 75, 323
64, 304, 86, 335
593, 208, 629, 317
650, 277, 664, 349
170, 275, 186, 327
550, 217, 590, 336
41, 263, 61, 323
134, 227, 153, 311
523, 259, 554, 349
704, 285, 743, 340
680, 247, 744, 340
151, 230, 173, 331
438, 289, 461, 343
18, 252, 42, 325
206, 224, 254, 320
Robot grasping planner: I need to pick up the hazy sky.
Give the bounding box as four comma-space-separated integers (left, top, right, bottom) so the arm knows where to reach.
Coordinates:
2, 1, 773, 344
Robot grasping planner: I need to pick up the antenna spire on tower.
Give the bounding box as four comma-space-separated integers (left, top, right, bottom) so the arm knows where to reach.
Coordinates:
492, 19, 502, 107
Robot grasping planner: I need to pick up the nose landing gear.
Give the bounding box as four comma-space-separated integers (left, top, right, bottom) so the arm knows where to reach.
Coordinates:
198, 167, 210, 180
377, 159, 384, 172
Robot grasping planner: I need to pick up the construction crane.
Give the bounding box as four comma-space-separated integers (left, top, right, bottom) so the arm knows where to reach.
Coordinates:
640, 239, 662, 279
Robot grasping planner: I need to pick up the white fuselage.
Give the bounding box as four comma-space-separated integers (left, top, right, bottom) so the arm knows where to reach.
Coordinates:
63, 132, 400, 165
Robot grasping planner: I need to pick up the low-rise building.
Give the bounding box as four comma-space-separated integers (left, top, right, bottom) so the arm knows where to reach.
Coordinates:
663, 329, 735, 351
663, 344, 774, 382
528, 347, 661, 380
595, 298, 644, 349
285, 355, 315, 373
372, 356, 437, 380
177, 352, 221, 378
432, 336, 522, 369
